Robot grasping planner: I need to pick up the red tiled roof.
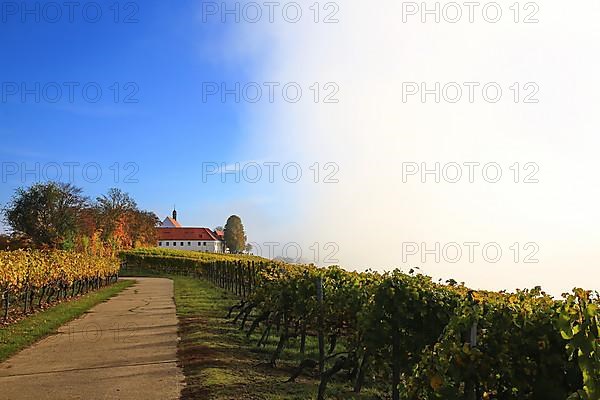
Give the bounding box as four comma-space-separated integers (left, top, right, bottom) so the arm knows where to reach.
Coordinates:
156, 227, 221, 241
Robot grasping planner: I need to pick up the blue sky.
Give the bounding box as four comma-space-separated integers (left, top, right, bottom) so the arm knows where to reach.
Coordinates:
0, 0, 268, 230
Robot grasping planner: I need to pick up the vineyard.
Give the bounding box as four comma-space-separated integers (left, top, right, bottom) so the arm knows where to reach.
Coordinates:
121, 248, 599, 400
0, 250, 120, 322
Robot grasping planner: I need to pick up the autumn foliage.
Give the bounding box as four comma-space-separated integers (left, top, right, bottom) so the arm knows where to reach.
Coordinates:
2, 183, 158, 255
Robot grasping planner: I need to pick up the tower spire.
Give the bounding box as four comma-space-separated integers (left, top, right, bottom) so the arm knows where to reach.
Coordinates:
172, 205, 177, 221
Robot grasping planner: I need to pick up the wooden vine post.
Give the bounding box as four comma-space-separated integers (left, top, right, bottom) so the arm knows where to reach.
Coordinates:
2, 290, 9, 321
316, 277, 325, 376
246, 261, 252, 295
465, 321, 478, 400
392, 318, 401, 400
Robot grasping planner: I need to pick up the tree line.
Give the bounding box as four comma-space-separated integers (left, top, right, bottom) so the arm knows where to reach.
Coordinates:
1, 182, 158, 254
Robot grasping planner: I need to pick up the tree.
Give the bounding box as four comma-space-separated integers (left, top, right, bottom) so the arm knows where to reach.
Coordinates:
224, 215, 246, 254
93, 188, 159, 249
2, 182, 87, 248
127, 210, 160, 247
94, 188, 137, 243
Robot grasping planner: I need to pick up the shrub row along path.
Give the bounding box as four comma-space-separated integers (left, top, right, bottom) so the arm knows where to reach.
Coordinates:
0, 277, 184, 400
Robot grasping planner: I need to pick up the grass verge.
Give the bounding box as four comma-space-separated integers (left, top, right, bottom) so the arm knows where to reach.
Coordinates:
0, 279, 134, 362
172, 275, 385, 400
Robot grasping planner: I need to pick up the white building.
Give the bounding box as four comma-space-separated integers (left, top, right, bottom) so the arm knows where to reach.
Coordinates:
156, 210, 224, 253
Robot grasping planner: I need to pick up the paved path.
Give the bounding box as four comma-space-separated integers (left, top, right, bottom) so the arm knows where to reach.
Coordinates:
0, 278, 184, 400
